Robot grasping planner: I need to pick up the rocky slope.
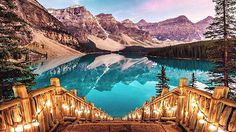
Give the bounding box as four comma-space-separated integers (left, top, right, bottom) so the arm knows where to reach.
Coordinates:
48, 5, 108, 41
1, 0, 214, 55
195, 16, 214, 38
96, 13, 152, 45
0, 0, 102, 57
137, 15, 213, 42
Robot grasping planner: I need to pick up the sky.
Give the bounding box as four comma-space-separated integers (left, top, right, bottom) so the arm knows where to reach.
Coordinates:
38, 0, 215, 23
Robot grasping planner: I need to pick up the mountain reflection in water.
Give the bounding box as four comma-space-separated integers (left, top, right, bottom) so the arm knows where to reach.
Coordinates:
34, 54, 213, 117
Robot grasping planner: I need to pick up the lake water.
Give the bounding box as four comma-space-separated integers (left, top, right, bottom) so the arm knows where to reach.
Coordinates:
34, 54, 213, 117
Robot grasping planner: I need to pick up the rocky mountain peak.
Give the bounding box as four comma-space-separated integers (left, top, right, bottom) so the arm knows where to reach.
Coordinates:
122, 19, 134, 24
96, 13, 117, 23
48, 6, 107, 40
137, 19, 148, 25
69, 4, 81, 8
196, 16, 213, 25
159, 15, 193, 25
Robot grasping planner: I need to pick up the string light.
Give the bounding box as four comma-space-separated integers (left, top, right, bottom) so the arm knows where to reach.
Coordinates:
24, 124, 31, 129
46, 101, 51, 107
218, 128, 225, 132
71, 105, 75, 108
197, 111, 204, 118
32, 120, 40, 127
171, 106, 177, 111
199, 119, 205, 124
153, 109, 160, 114
209, 124, 217, 131
15, 125, 23, 132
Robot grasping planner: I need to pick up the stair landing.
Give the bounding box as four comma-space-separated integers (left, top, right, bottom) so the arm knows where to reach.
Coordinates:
56, 121, 183, 132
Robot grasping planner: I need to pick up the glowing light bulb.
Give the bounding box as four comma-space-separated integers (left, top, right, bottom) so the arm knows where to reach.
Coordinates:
32, 121, 40, 127
87, 110, 90, 113
46, 101, 51, 107
24, 124, 31, 129
36, 109, 40, 114
62, 104, 66, 108
197, 111, 204, 118
15, 125, 23, 132
71, 105, 75, 108
167, 110, 172, 113
199, 119, 205, 124
153, 109, 160, 114
171, 106, 177, 111
218, 128, 225, 132
75, 109, 78, 113
209, 124, 217, 131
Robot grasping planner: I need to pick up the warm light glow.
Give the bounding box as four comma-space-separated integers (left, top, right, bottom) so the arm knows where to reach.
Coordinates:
153, 109, 160, 114
209, 124, 217, 131
191, 98, 198, 108
167, 110, 172, 113
87, 110, 90, 113
32, 120, 40, 127
171, 106, 177, 111
71, 105, 75, 108
62, 104, 66, 108
62, 104, 70, 110
46, 101, 51, 107
24, 124, 31, 129
218, 128, 225, 132
36, 109, 40, 114
50, 109, 53, 113
197, 111, 204, 118
15, 125, 23, 132
199, 119, 205, 124
75, 109, 78, 113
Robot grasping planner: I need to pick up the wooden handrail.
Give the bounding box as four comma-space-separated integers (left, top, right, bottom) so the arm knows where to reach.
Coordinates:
29, 86, 56, 97
124, 78, 236, 132
0, 78, 112, 132
185, 87, 212, 98
0, 98, 21, 110
220, 98, 236, 108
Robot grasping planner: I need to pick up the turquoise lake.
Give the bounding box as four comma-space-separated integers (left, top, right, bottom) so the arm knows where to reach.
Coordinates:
33, 54, 213, 117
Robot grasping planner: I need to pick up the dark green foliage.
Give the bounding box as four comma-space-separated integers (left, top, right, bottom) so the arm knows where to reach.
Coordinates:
6, 0, 16, 9
207, 41, 236, 85
156, 66, 169, 97
0, 2, 36, 101
205, 0, 236, 100
148, 41, 214, 59
191, 73, 197, 88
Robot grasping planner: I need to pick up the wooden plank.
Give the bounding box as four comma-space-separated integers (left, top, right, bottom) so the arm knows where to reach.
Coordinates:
0, 99, 21, 111
228, 110, 236, 131
219, 106, 232, 129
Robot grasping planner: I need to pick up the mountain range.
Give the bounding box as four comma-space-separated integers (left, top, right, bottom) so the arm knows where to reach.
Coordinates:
0, 0, 213, 58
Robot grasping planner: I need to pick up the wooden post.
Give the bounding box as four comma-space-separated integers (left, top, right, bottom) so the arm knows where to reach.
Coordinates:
13, 84, 33, 132
176, 78, 188, 125
161, 88, 169, 96
89, 103, 95, 122
207, 86, 229, 132
50, 78, 60, 87
50, 78, 63, 122
70, 89, 77, 96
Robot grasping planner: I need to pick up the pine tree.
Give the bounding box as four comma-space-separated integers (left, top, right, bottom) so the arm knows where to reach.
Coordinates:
0, 2, 36, 101
205, 0, 236, 98
156, 66, 169, 97
191, 73, 197, 88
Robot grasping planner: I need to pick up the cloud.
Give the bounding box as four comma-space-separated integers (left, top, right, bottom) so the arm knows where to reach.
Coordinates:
140, 0, 214, 12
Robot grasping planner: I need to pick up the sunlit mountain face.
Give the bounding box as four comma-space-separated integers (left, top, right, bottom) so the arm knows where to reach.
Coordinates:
33, 54, 213, 117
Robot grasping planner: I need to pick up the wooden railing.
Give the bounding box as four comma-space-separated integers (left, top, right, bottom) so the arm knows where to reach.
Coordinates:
0, 78, 112, 132
123, 78, 236, 132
